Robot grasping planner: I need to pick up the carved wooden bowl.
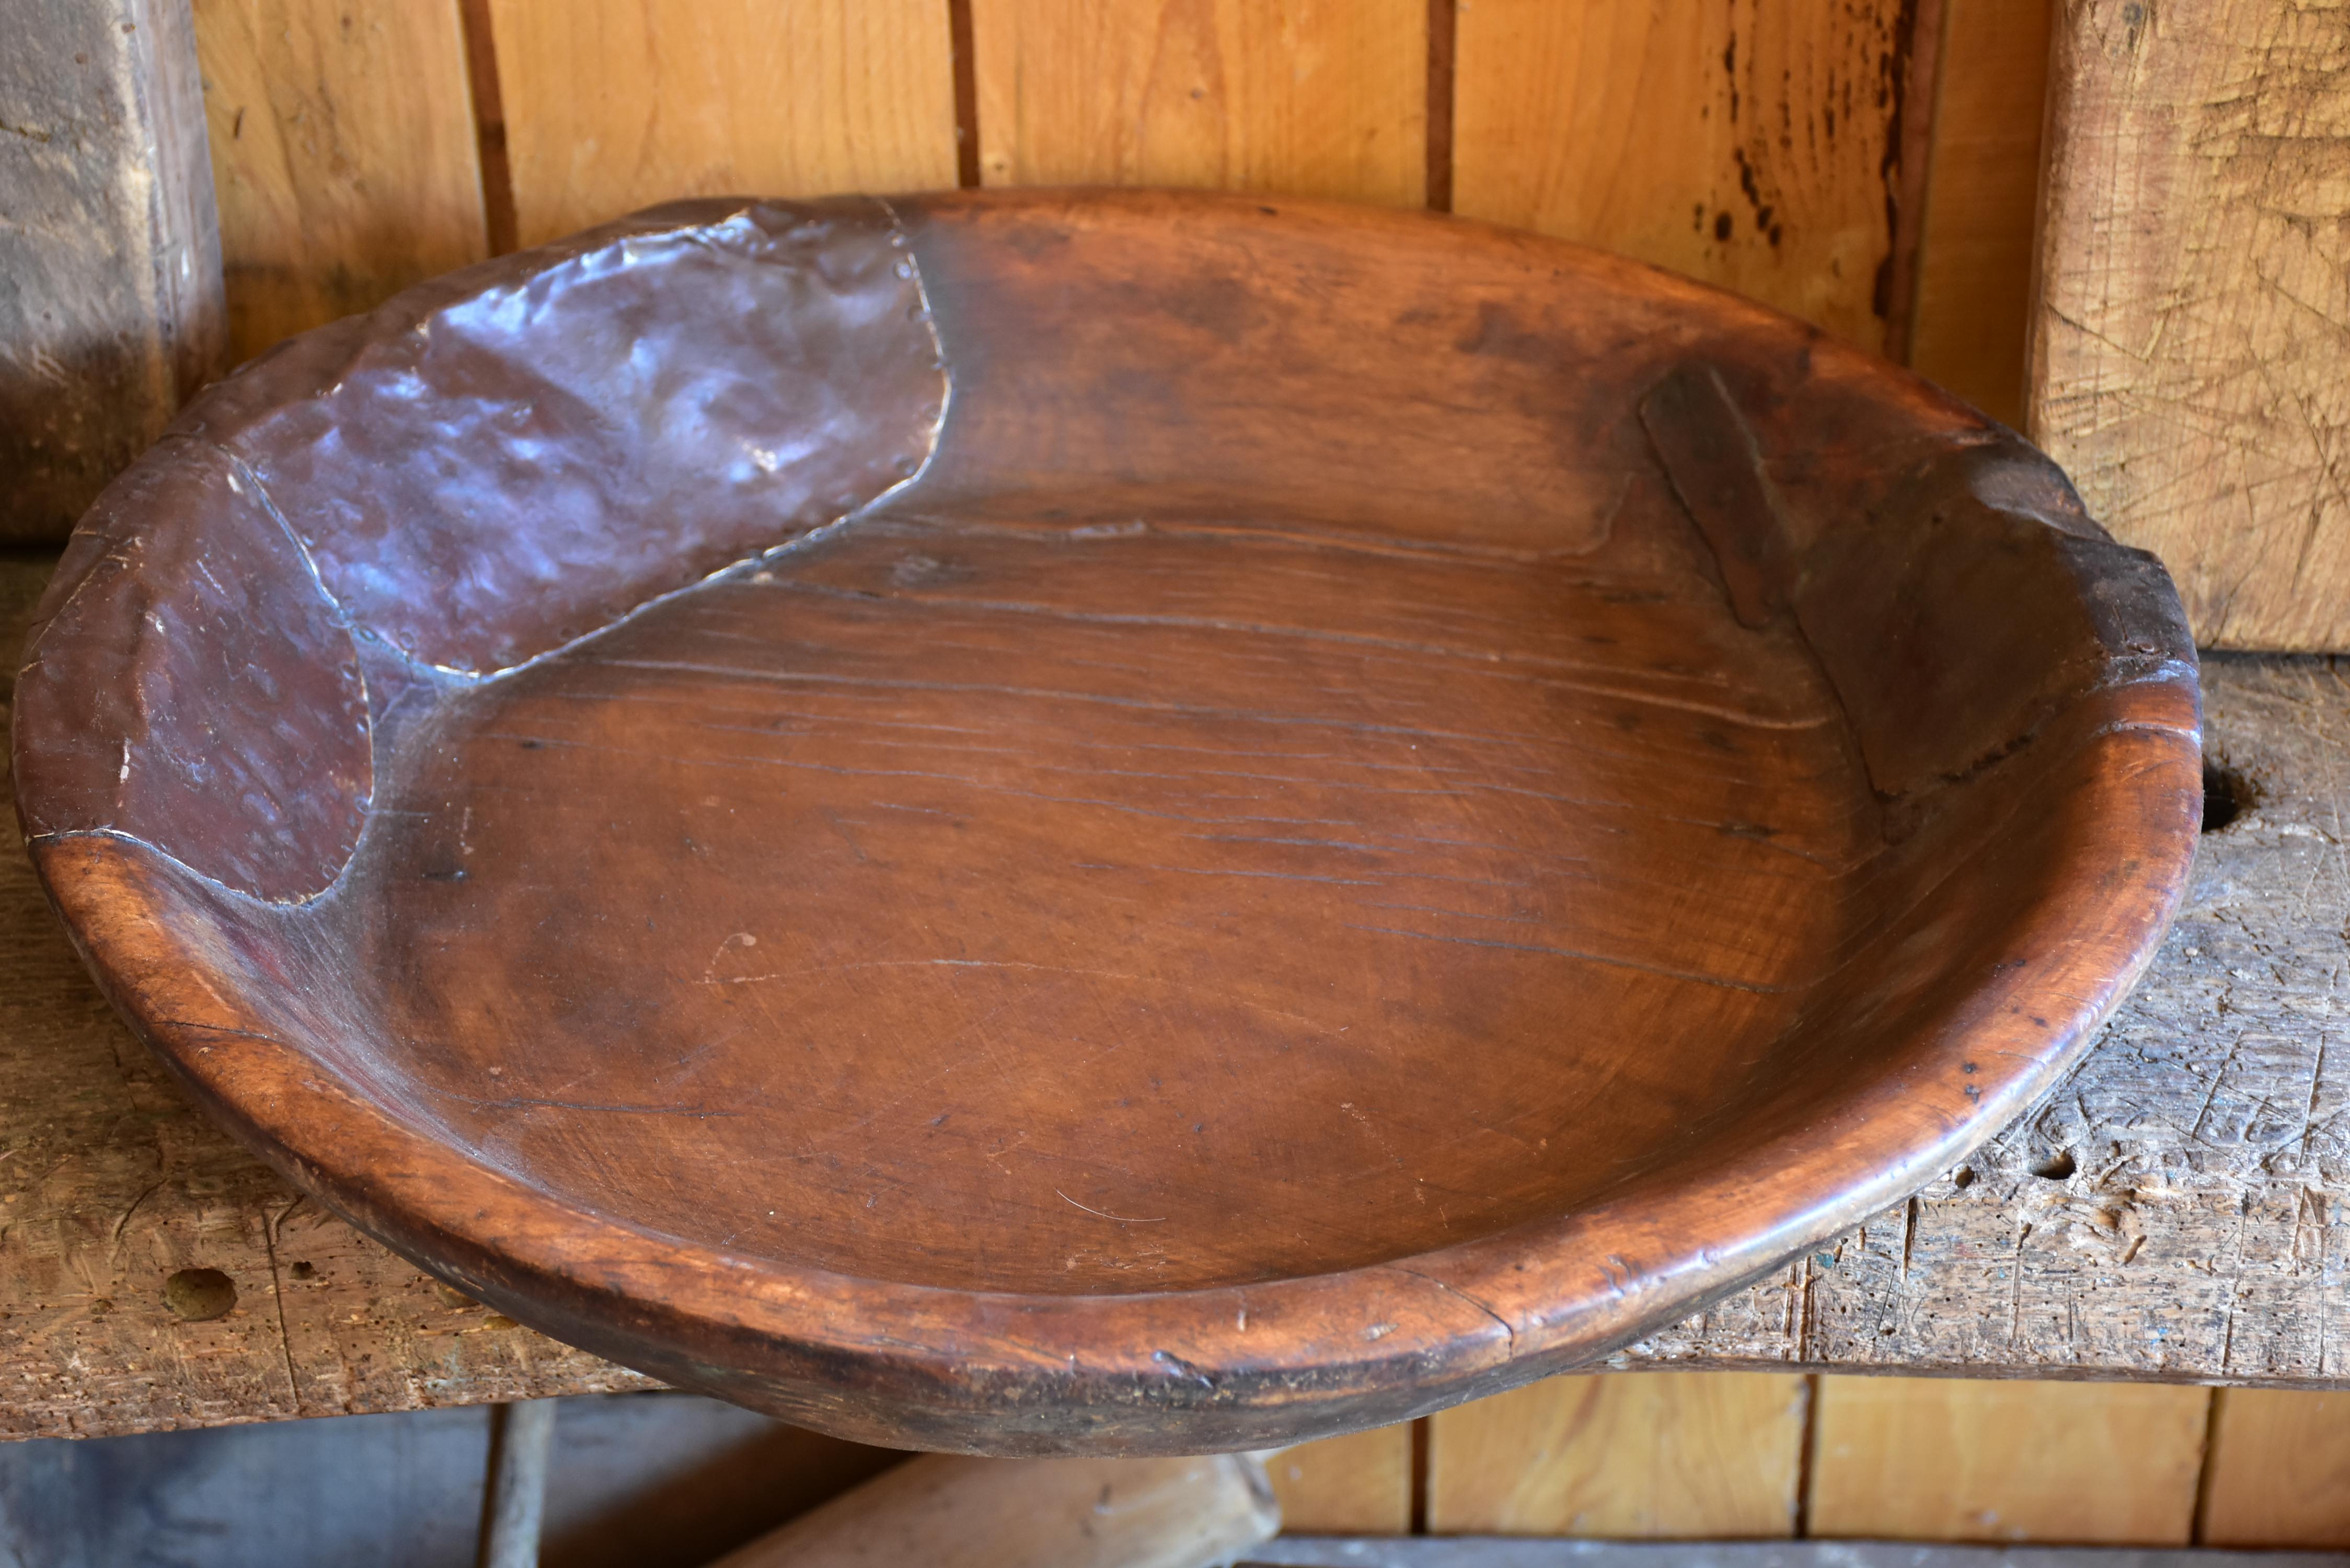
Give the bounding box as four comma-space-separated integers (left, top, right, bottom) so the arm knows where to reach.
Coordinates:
12, 191, 2199, 1455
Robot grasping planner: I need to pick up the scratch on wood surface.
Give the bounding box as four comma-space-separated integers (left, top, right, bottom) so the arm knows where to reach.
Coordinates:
256, 1193, 303, 1413
2035, 0, 2350, 649
1056, 1190, 1165, 1224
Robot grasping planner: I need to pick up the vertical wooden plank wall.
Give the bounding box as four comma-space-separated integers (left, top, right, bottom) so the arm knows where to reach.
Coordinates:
970, 0, 1426, 206
1451, 0, 1920, 354
143, 0, 2350, 1548
192, 0, 487, 364
2200, 1389, 2350, 1547
1810, 1378, 2209, 1544
484, 0, 958, 248
1429, 1373, 1807, 1537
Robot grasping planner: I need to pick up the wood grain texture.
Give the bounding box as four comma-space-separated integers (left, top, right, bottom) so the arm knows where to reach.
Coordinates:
9, 189, 2198, 1452
1, 0, 226, 543
1426, 1373, 1806, 1537
1625, 656, 2350, 1389
711, 1453, 1278, 1567
1239, 1545, 2350, 1566
1452, 0, 1918, 350
2031, 0, 2350, 651
8, 636, 2350, 1442
1904, 0, 2052, 428
0, 558, 657, 1436
4, 208, 2331, 1448
1808, 1377, 2209, 1544
2198, 1388, 2350, 1547
1268, 1424, 1414, 1536
486, 0, 958, 248
191, 0, 489, 364
969, 0, 1425, 204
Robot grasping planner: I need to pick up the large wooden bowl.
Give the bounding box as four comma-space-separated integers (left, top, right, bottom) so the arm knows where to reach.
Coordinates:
11, 191, 2199, 1455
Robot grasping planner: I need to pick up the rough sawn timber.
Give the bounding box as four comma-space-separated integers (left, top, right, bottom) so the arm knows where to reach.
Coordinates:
0, 0, 227, 543
2030, 0, 2350, 652
0, 539, 2339, 1439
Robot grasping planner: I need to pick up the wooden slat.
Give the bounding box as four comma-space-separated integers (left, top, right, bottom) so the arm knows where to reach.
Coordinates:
969, 0, 1426, 206
1807, 1377, 2209, 1543
2030, 0, 2350, 651
1267, 1424, 1413, 1536
1244, 1543, 2350, 1566
2, 0, 225, 542
1452, 0, 1919, 351
1903, 0, 2051, 428
2198, 1388, 2350, 1547
485, 0, 959, 249
1427, 1373, 1807, 1538
192, 0, 488, 364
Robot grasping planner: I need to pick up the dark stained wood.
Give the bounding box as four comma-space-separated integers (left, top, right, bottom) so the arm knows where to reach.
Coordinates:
8, 190, 2200, 1455
0, 633, 2331, 1434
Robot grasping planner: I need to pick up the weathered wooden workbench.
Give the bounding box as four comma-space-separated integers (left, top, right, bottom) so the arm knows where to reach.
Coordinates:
4, 551, 2345, 1440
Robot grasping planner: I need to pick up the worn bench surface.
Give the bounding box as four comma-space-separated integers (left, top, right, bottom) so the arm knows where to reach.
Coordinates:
3, 551, 2343, 1439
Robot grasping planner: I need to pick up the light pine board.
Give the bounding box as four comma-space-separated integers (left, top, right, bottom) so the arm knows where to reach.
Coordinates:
1451, 0, 1919, 352
2199, 1388, 2350, 1548
191, 0, 489, 364
485, 0, 960, 249
1268, 1424, 1414, 1536
1903, 0, 2051, 428
1807, 1378, 2209, 1544
970, 0, 1426, 205
1239, 1543, 2350, 1566
1427, 1373, 1807, 1538
2030, 0, 2350, 651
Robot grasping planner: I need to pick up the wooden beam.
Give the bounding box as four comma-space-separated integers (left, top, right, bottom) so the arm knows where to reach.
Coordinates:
2031, 0, 2350, 651
0, 0, 225, 542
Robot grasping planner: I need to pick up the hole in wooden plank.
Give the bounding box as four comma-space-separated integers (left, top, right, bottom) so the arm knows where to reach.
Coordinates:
164, 1267, 237, 1321
2202, 758, 2253, 833
2029, 1150, 2076, 1180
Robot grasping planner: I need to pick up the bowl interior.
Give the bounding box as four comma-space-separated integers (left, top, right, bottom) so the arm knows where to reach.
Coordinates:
315, 486, 1872, 1293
